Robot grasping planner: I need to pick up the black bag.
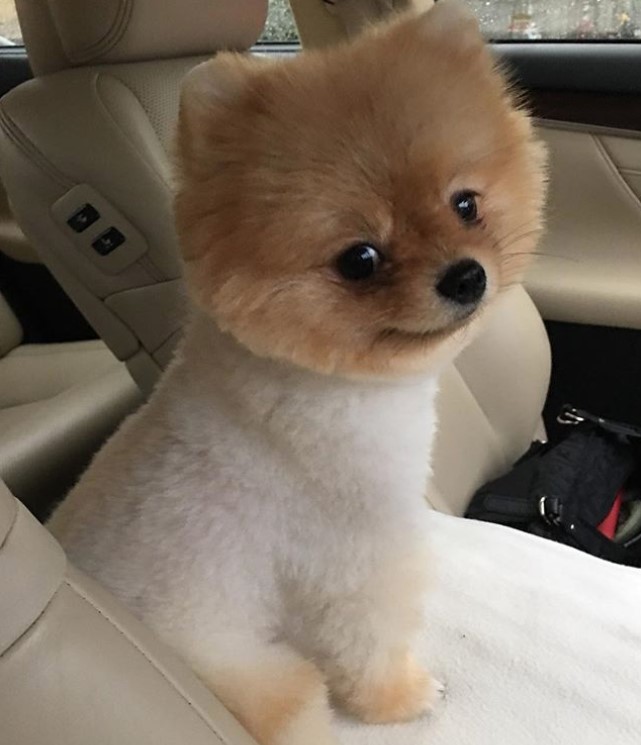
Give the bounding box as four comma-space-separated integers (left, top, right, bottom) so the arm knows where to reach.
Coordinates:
465, 405, 641, 566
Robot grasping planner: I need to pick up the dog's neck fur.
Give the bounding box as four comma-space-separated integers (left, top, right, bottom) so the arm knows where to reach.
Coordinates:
156, 309, 440, 515
166, 309, 439, 414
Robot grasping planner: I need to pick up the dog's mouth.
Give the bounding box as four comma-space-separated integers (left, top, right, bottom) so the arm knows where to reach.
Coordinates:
379, 303, 481, 345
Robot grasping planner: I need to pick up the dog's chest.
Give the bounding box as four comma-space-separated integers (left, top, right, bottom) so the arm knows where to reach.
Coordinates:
251, 375, 439, 512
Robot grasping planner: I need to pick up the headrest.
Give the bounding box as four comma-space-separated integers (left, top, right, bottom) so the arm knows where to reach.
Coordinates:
290, 0, 433, 48
16, 0, 268, 76
323, 0, 434, 36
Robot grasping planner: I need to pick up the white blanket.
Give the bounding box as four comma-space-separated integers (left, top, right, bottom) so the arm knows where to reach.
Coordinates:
336, 513, 641, 745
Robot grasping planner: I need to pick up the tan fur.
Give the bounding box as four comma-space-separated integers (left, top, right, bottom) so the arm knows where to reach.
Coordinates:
318, 545, 438, 722
175, 5, 546, 380
339, 651, 438, 724
210, 658, 329, 745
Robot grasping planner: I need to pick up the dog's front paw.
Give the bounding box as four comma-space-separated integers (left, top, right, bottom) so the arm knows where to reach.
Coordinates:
340, 654, 443, 724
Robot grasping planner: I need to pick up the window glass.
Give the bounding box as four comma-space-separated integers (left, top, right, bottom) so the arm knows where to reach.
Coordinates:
261, 0, 299, 42
468, 0, 641, 41
0, 0, 21, 45
260, 0, 641, 43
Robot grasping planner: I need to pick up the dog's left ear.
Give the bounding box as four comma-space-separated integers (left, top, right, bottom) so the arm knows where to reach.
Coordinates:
177, 53, 265, 176
411, 0, 485, 54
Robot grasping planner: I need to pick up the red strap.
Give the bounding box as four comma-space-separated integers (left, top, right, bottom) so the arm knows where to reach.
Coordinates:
597, 490, 623, 539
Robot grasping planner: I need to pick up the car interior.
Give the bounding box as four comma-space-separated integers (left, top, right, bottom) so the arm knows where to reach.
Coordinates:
1, 0, 641, 743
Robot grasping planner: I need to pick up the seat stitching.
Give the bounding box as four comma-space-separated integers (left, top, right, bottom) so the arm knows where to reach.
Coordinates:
64, 577, 235, 745
0, 107, 73, 189
93, 72, 171, 188
0, 371, 125, 415
72, 0, 132, 64
535, 117, 641, 142
138, 253, 165, 282
91, 71, 172, 284
6, 344, 106, 358
592, 134, 641, 211
0, 499, 18, 554
0, 583, 63, 661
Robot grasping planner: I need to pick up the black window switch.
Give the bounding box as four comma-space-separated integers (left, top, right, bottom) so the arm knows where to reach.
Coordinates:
92, 227, 125, 256
67, 203, 100, 233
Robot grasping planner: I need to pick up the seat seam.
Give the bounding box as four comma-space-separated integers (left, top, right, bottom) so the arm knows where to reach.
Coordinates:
0, 582, 63, 661
6, 343, 107, 358
72, 0, 132, 64
138, 253, 165, 282
91, 71, 170, 284
93, 72, 171, 189
0, 365, 126, 412
593, 134, 641, 212
536, 117, 641, 142
64, 576, 235, 745
0, 107, 73, 190
0, 384, 97, 412
0, 500, 19, 554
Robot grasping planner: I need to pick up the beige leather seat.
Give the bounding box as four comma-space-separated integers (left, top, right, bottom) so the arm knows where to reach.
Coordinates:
0, 290, 141, 518
0, 0, 268, 395
0, 478, 257, 745
433, 286, 550, 514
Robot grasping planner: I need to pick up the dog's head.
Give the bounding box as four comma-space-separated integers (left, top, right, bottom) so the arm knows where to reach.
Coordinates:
175, 0, 547, 378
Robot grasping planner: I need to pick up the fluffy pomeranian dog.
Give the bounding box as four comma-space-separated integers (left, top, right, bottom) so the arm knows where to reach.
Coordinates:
48, 2, 546, 743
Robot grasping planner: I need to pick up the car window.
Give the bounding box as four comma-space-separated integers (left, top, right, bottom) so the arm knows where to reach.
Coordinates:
260, 0, 641, 43
261, 0, 299, 43
0, 0, 20, 45
470, 0, 641, 41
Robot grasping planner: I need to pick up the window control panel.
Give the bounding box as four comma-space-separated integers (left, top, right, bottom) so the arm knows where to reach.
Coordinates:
53, 185, 148, 275
67, 203, 100, 233
92, 227, 126, 256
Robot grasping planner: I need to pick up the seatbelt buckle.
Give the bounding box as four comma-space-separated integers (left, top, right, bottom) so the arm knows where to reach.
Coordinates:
538, 495, 563, 526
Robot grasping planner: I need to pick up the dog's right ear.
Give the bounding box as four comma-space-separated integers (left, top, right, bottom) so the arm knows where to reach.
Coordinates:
176, 53, 263, 177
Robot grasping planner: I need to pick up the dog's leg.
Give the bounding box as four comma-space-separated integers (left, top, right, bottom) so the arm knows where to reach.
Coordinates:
316, 550, 442, 724
329, 644, 443, 724
181, 635, 337, 745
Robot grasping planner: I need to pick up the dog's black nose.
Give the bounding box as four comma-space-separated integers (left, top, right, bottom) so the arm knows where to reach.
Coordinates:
436, 259, 486, 306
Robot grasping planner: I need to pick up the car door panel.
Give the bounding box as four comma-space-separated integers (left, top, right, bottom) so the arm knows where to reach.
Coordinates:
491, 42, 641, 436
527, 124, 641, 331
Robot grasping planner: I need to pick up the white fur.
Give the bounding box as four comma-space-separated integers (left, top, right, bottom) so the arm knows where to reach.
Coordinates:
48, 308, 441, 740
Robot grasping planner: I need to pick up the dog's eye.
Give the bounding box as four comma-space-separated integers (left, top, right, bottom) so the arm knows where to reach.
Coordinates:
336, 243, 382, 281
451, 190, 479, 224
